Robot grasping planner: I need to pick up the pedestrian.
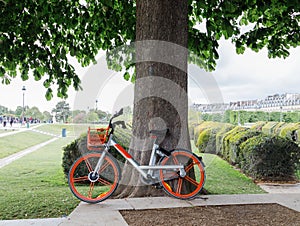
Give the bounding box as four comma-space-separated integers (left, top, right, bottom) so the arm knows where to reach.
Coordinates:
3, 116, 7, 127
10, 117, 13, 127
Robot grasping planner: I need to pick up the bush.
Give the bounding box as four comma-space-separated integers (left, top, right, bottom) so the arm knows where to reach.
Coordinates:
222, 126, 247, 162
239, 135, 300, 181
250, 121, 267, 131
261, 122, 278, 135
195, 122, 232, 154
222, 127, 260, 164
62, 125, 131, 178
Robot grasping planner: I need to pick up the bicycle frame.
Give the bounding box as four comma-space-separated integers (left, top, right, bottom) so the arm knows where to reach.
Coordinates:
93, 133, 185, 180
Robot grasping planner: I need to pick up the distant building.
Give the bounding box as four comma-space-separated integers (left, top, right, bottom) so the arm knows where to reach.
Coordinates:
192, 93, 300, 113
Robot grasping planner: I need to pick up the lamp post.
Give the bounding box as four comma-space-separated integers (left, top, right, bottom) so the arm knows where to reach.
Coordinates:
22, 86, 26, 124
95, 100, 98, 111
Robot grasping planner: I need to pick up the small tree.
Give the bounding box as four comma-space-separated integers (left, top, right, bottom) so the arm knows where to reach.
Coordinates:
52, 101, 70, 123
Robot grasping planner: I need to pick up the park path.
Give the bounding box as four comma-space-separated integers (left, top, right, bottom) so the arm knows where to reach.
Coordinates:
0, 124, 43, 138
0, 124, 67, 169
0, 137, 59, 169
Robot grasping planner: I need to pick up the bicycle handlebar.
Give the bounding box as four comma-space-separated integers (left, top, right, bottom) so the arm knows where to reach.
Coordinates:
108, 108, 126, 134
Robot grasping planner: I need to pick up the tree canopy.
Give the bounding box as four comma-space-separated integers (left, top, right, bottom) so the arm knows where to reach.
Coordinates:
1, 0, 299, 99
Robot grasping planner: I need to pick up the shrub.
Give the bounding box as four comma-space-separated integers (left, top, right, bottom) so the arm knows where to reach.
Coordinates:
250, 121, 267, 131
215, 124, 235, 155
222, 127, 260, 164
222, 126, 247, 162
278, 123, 300, 143
261, 122, 278, 135
62, 125, 131, 178
239, 135, 300, 181
195, 122, 232, 154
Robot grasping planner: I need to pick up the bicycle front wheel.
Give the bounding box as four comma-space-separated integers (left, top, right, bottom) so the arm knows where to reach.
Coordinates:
159, 149, 205, 199
68, 152, 121, 203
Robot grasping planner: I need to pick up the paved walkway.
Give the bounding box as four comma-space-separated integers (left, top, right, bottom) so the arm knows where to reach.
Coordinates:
1, 191, 299, 226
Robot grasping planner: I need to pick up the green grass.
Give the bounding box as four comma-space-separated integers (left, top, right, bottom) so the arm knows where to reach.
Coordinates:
202, 154, 265, 194
0, 131, 53, 159
37, 124, 103, 137
0, 129, 15, 134
0, 137, 80, 220
191, 140, 265, 194
0, 131, 265, 220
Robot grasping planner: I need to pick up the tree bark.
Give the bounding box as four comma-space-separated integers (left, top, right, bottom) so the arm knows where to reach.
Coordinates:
115, 0, 189, 198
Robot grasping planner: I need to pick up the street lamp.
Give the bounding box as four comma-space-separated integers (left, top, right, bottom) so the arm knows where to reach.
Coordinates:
22, 86, 26, 124
95, 100, 98, 111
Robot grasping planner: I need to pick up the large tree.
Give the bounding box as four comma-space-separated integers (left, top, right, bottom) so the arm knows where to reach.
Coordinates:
1, 0, 300, 197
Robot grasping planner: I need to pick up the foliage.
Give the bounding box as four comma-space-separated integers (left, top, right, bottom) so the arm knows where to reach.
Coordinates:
194, 121, 300, 181
194, 121, 234, 154
239, 135, 300, 180
1, 1, 300, 98
201, 110, 300, 124
52, 101, 70, 123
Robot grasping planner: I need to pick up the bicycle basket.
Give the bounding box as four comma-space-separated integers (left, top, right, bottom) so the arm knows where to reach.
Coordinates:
87, 127, 108, 150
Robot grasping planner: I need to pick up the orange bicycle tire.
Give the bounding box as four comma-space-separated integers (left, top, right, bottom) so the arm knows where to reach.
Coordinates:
159, 149, 205, 199
68, 152, 121, 203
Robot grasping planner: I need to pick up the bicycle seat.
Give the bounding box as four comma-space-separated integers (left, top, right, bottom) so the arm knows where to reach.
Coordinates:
149, 129, 169, 136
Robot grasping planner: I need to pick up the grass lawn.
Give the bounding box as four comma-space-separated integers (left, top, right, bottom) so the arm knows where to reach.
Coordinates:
0, 131, 53, 159
0, 131, 265, 220
37, 123, 104, 137
202, 154, 265, 194
0, 137, 80, 220
191, 141, 265, 194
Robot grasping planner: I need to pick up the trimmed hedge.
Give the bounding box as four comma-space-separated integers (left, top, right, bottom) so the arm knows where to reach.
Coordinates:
194, 122, 233, 154
194, 121, 300, 181
222, 128, 260, 164
239, 135, 300, 180
62, 125, 131, 178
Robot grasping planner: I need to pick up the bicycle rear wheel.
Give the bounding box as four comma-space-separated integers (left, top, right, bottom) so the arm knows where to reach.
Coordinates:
68, 152, 121, 203
159, 149, 205, 199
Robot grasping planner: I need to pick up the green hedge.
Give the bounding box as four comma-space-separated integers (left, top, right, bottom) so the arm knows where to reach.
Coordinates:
239, 135, 300, 180
62, 125, 131, 178
194, 122, 233, 154
194, 121, 300, 181
222, 128, 260, 164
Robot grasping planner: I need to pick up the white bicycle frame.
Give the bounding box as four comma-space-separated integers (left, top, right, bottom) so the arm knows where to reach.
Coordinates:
92, 133, 185, 180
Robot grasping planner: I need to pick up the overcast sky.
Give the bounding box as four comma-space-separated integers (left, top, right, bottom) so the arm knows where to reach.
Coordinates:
0, 38, 299, 113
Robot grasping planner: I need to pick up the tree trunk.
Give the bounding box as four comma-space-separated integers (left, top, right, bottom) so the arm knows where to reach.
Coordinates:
115, 0, 189, 198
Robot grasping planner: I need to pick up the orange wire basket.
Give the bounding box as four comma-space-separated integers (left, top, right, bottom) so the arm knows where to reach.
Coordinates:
87, 127, 109, 150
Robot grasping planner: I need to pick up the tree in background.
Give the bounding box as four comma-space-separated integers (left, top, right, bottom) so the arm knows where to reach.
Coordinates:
52, 101, 70, 123
1, 1, 300, 197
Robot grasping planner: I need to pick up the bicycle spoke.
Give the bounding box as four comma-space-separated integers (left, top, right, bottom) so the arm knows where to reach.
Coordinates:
88, 182, 95, 198
98, 177, 112, 186
184, 175, 199, 187
98, 161, 110, 174
73, 176, 89, 183
185, 162, 195, 173
176, 178, 183, 195
84, 158, 93, 172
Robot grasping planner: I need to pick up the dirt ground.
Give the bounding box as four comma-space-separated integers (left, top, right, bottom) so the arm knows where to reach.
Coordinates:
120, 203, 300, 226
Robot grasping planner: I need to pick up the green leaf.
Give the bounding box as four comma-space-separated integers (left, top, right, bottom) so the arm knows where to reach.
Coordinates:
45, 88, 53, 101
123, 72, 130, 81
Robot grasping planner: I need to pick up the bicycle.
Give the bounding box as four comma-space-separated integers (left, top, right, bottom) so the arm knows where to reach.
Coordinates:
68, 108, 206, 203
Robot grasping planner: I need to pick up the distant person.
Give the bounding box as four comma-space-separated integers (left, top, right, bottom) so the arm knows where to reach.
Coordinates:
3, 116, 7, 127
10, 118, 13, 127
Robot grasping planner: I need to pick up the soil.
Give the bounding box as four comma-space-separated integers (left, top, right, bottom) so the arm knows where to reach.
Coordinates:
120, 203, 300, 226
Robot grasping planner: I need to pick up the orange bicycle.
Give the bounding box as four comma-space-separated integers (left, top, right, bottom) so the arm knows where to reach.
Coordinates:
68, 109, 205, 203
